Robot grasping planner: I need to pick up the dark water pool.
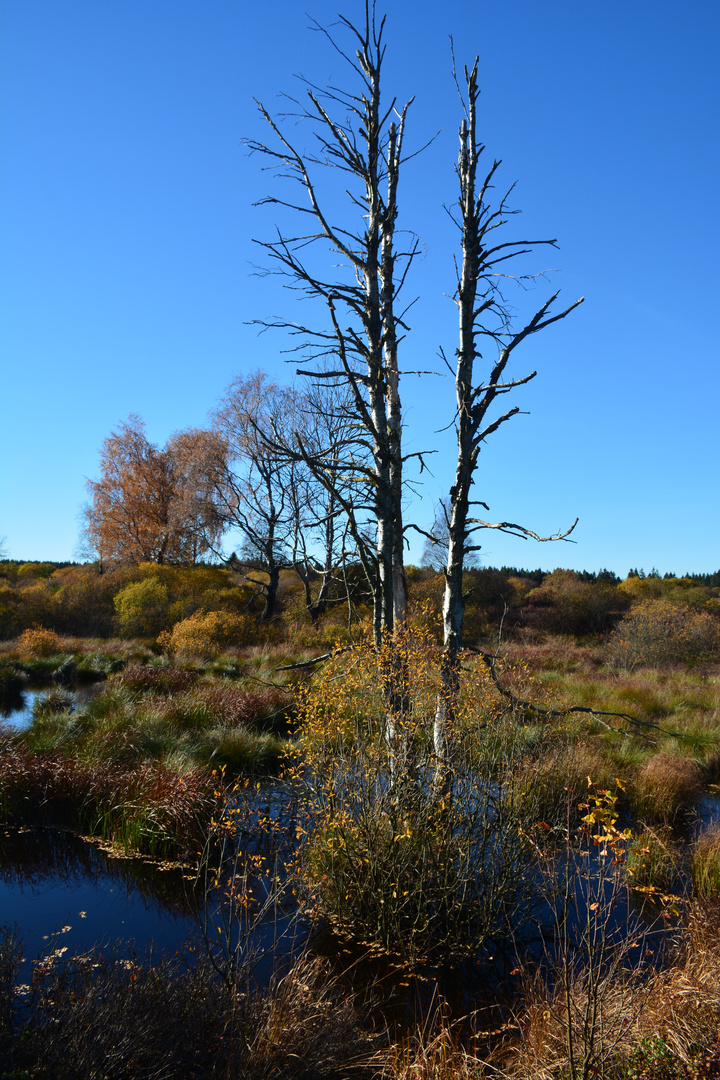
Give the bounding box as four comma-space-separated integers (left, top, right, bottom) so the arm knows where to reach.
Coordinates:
695, 790, 720, 828
0, 827, 201, 969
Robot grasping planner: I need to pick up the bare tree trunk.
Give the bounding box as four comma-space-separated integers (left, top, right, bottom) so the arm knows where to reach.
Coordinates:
248, 4, 416, 651
261, 562, 280, 623
434, 59, 582, 764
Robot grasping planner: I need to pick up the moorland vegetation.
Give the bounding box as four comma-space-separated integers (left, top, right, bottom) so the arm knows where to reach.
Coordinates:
1, 557, 719, 1078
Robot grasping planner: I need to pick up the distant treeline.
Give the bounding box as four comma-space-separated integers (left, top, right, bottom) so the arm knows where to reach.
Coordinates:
1, 559, 718, 645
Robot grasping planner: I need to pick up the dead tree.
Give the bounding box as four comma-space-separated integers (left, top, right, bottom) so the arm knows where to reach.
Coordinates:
434, 59, 583, 761
247, 1, 418, 647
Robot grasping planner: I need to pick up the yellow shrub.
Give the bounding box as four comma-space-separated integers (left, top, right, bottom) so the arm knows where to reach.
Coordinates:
608, 599, 720, 668
17, 627, 63, 659
114, 577, 170, 638
162, 610, 252, 660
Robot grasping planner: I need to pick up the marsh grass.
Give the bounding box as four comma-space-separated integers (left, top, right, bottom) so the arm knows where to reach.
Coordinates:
627, 825, 682, 890
506, 742, 615, 830
0, 733, 213, 856
691, 825, 720, 898
21, 676, 288, 775
522, 659, 719, 732
114, 663, 199, 695
632, 752, 704, 823
2, 626, 720, 1077
378, 1004, 489, 1080
498, 649, 720, 822
32, 687, 74, 717
500, 898, 720, 1080
0, 926, 382, 1080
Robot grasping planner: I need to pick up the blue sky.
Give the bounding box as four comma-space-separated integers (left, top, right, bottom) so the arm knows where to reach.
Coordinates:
1, 0, 718, 575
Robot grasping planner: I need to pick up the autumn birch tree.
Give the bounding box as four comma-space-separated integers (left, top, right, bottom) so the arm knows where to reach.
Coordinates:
84, 416, 225, 566
211, 372, 298, 621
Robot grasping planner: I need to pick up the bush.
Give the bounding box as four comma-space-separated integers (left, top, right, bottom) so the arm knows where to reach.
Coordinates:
161, 610, 253, 660
17, 627, 63, 659
607, 599, 720, 669
114, 577, 171, 637
523, 569, 627, 637
294, 630, 534, 962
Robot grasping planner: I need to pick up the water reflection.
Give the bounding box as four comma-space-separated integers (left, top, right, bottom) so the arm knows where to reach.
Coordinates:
0, 826, 200, 968
695, 791, 720, 828
1, 683, 102, 730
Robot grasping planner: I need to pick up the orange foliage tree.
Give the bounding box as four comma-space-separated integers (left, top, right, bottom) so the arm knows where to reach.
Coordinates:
84, 416, 226, 566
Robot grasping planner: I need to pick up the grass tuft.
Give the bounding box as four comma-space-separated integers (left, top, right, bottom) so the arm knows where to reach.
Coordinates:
691, 825, 720, 898
632, 752, 703, 823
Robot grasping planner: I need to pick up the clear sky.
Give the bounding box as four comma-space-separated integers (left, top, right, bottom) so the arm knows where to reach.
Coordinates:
1, 0, 718, 575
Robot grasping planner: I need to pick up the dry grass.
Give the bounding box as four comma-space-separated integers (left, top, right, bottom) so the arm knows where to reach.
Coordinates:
506, 741, 615, 829
502, 636, 603, 675
244, 953, 383, 1077
692, 824, 720, 898
499, 900, 720, 1080
633, 752, 704, 822
1, 936, 384, 1080
377, 1009, 488, 1080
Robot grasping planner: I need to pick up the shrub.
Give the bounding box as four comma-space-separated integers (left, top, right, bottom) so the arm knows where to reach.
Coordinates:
294, 630, 534, 962
607, 599, 720, 669
17, 627, 63, 659
162, 610, 253, 660
523, 569, 627, 636
114, 577, 171, 637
